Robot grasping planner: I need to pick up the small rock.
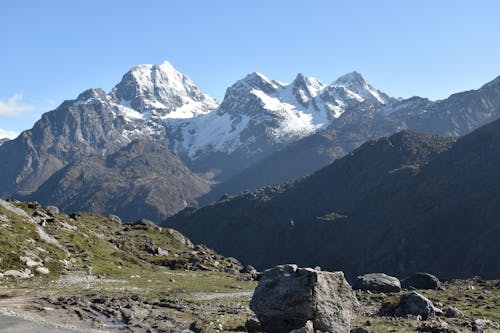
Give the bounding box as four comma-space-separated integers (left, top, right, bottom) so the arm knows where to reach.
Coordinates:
353, 273, 401, 293
3, 269, 32, 279
19, 256, 42, 268
0, 214, 9, 223
402, 272, 443, 290
28, 202, 41, 209
107, 214, 122, 224
45, 206, 60, 215
394, 291, 442, 320
241, 265, 259, 279
445, 306, 463, 318
35, 267, 50, 275
156, 247, 169, 256
417, 320, 457, 333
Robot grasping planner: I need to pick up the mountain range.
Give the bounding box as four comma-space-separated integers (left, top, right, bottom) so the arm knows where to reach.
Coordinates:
166, 119, 500, 279
1, 60, 500, 223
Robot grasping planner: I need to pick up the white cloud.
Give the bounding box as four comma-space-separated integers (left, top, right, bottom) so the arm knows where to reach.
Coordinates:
0, 128, 19, 139
0, 94, 36, 116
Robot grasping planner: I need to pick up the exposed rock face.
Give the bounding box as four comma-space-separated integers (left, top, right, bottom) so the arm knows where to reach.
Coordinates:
394, 292, 442, 319
250, 264, 358, 333
402, 272, 443, 290
352, 273, 401, 293
23, 140, 210, 223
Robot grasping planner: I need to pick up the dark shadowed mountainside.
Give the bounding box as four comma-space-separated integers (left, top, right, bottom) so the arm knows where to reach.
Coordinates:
166, 121, 500, 279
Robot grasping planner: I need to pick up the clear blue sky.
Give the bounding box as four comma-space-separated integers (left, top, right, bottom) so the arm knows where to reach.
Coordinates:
1, 0, 500, 137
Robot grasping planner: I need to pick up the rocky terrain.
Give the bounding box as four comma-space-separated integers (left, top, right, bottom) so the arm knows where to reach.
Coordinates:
0, 198, 258, 332
166, 118, 500, 279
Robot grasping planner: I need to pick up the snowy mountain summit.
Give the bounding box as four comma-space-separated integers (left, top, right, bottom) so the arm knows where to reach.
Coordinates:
168, 68, 393, 165
110, 61, 218, 118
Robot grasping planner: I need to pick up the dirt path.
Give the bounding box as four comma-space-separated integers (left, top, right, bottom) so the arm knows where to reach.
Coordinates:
188, 291, 253, 300
0, 290, 105, 333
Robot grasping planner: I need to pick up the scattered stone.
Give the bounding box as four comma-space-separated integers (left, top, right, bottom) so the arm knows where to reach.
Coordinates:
3, 269, 32, 279
27, 202, 41, 209
0, 214, 9, 223
241, 265, 259, 279
394, 291, 442, 320
353, 273, 401, 293
250, 264, 358, 333
107, 214, 122, 224
402, 272, 443, 290
69, 213, 80, 221
156, 247, 169, 256
417, 320, 457, 333
144, 240, 156, 254
444, 306, 463, 318
45, 205, 60, 215
19, 256, 42, 268
35, 267, 50, 275
472, 318, 499, 331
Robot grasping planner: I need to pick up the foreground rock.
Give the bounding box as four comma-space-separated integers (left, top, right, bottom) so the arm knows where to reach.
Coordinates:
402, 272, 443, 290
250, 264, 358, 333
353, 273, 401, 293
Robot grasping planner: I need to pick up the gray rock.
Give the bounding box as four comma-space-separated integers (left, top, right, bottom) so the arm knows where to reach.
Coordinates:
107, 214, 122, 224
35, 267, 50, 275
241, 265, 259, 279
250, 264, 358, 333
417, 320, 456, 333
45, 205, 60, 215
353, 273, 401, 293
3, 269, 32, 279
402, 272, 443, 290
156, 247, 169, 256
472, 318, 499, 331
444, 306, 463, 318
394, 291, 442, 320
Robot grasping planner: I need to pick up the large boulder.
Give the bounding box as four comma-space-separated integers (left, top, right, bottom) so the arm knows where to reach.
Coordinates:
352, 273, 401, 292
250, 264, 358, 333
402, 272, 443, 290
394, 291, 442, 319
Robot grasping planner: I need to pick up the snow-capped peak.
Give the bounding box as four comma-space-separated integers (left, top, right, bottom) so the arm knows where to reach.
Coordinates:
292, 73, 325, 99
110, 60, 218, 118
330, 71, 388, 105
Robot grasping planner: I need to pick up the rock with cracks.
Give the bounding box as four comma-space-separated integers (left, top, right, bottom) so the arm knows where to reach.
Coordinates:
250, 264, 358, 333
